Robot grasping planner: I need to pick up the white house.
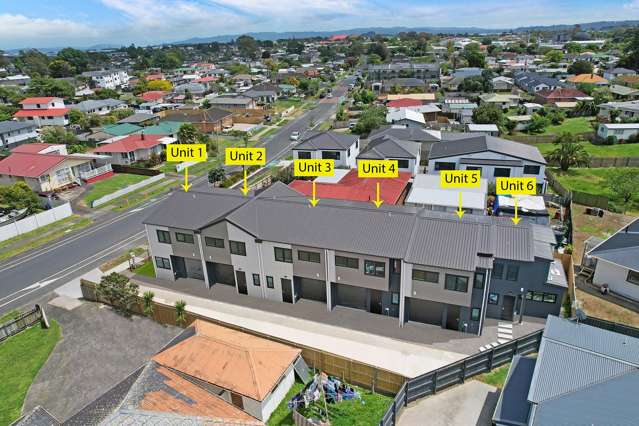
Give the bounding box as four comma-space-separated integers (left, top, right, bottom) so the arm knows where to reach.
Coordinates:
588, 218, 639, 302
466, 124, 500, 136
386, 108, 426, 128
597, 123, 639, 142
13, 97, 69, 127
68, 99, 127, 115
0, 120, 38, 148
292, 131, 359, 168
82, 69, 130, 89
405, 174, 487, 215
357, 134, 421, 175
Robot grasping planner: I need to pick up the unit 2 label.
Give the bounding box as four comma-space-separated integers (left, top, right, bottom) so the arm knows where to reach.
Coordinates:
294, 159, 334, 177
440, 170, 481, 188
496, 177, 537, 195
358, 160, 398, 178
225, 148, 266, 166
166, 144, 207, 162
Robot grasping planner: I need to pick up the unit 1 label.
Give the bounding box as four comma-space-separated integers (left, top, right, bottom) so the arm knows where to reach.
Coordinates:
440, 170, 481, 188
225, 148, 266, 166
358, 160, 398, 178
294, 159, 334, 177
496, 177, 537, 195
166, 144, 207, 162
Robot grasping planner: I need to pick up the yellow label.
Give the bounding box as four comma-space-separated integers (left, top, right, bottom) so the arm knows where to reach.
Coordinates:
496, 177, 537, 195
440, 170, 481, 188
294, 159, 334, 177
225, 148, 266, 166
357, 160, 399, 178
166, 144, 207, 162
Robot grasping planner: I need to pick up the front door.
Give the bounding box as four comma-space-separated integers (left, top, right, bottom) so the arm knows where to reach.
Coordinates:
282, 278, 293, 303
501, 295, 515, 321
170, 256, 187, 279
370, 289, 383, 314
236, 271, 247, 295
446, 305, 461, 331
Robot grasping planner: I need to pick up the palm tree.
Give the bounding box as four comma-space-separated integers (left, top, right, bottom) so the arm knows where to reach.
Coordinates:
143, 290, 154, 317
175, 300, 187, 326
546, 133, 591, 172
177, 123, 199, 144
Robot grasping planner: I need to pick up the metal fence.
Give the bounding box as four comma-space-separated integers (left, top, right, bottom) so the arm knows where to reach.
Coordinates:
378, 329, 543, 426
0, 306, 43, 342
581, 316, 639, 339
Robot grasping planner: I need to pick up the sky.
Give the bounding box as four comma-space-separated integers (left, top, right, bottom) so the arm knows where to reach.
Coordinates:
1, 0, 638, 49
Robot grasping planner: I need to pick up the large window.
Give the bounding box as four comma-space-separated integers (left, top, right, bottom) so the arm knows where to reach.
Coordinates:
298, 250, 321, 263
157, 230, 171, 244
175, 232, 194, 244
297, 151, 312, 159
229, 240, 246, 256
506, 265, 520, 281
434, 162, 455, 171
494, 168, 511, 178
492, 263, 504, 279
335, 255, 358, 269
274, 247, 293, 263
205, 237, 225, 248
397, 159, 409, 169
543, 293, 557, 303
322, 151, 341, 160
155, 256, 171, 270
252, 273, 261, 286
444, 274, 469, 292
628, 270, 639, 285
523, 165, 541, 175
412, 269, 439, 283
364, 260, 385, 277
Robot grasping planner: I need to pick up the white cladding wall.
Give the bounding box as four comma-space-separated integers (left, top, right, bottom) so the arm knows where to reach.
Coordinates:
593, 259, 639, 302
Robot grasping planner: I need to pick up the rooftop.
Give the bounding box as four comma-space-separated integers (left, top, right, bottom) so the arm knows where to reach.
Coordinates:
0, 152, 67, 178
588, 217, 639, 271
430, 133, 546, 164
92, 134, 165, 154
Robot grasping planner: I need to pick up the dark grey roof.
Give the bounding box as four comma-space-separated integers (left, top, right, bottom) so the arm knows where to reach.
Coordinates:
117, 113, 156, 124
383, 78, 425, 88
69, 99, 125, 113
207, 97, 252, 105
11, 406, 60, 426
162, 108, 232, 123
369, 126, 441, 143
0, 120, 37, 134
429, 134, 546, 164
294, 131, 358, 151
459, 158, 523, 167
587, 217, 639, 271
492, 356, 536, 426
358, 135, 420, 160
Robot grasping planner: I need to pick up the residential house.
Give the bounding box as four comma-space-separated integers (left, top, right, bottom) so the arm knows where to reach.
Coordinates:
494, 195, 550, 225
597, 123, 639, 141
92, 133, 174, 165
368, 125, 442, 158
293, 131, 359, 168
68, 99, 127, 115
13, 97, 70, 127
0, 120, 38, 149
507, 115, 533, 131
367, 63, 440, 82
514, 72, 562, 94
427, 133, 547, 193
452, 67, 483, 79
566, 73, 609, 86
534, 87, 588, 105
161, 107, 233, 133
82, 69, 130, 89
244, 83, 279, 104
207, 96, 257, 110
118, 112, 158, 126
610, 84, 639, 100
357, 134, 421, 175
442, 98, 478, 124
174, 82, 207, 99
493, 315, 639, 426
478, 93, 520, 110
385, 108, 426, 128
466, 124, 499, 136
604, 67, 637, 81
598, 100, 639, 120
0, 74, 30, 87
523, 102, 543, 115
386, 99, 441, 121
405, 174, 487, 215
375, 78, 427, 93
140, 91, 167, 103
588, 217, 639, 302
142, 183, 564, 335
385, 93, 437, 104
492, 76, 514, 91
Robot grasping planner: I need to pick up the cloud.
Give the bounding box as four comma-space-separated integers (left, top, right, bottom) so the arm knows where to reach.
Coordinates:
0, 14, 100, 48
625, 0, 639, 10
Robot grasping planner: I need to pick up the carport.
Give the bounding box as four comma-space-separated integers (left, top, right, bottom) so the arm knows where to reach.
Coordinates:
295, 277, 326, 303
408, 297, 444, 327
333, 283, 368, 311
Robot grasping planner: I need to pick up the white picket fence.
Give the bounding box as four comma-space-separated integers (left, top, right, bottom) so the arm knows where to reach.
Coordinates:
91, 173, 166, 207
0, 203, 73, 243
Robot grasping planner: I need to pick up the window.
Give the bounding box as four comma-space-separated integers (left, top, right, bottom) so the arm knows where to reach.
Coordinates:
335, 255, 358, 269
525, 291, 533, 300
297, 151, 312, 159
543, 293, 557, 303
532, 292, 544, 302
412, 269, 439, 283
506, 265, 520, 281
523, 165, 541, 175
492, 263, 504, 279
391, 292, 400, 305
175, 232, 194, 244
488, 293, 499, 304
627, 270, 639, 285
229, 240, 246, 256
274, 247, 293, 263
494, 168, 511, 178
205, 237, 224, 248
434, 162, 455, 171
155, 256, 171, 270
157, 230, 171, 244
466, 166, 482, 174
252, 273, 261, 286
364, 260, 385, 277
397, 159, 409, 169
471, 308, 481, 321
444, 274, 469, 292
474, 272, 485, 289
322, 151, 340, 160
266, 276, 274, 289
298, 250, 321, 263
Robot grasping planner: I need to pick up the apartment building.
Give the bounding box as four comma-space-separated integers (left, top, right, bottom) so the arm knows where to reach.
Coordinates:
82, 69, 130, 89
367, 63, 440, 82
143, 184, 565, 336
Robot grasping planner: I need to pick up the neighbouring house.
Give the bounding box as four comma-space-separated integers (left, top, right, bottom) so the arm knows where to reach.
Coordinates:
598, 100, 639, 120
244, 83, 279, 104
292, 131, 359, 168
507, 115, 533, 131
379, 78, 427, 93
494, 195, 550, 225
405, 174, 487, 215
386, 100, 440, 121
534, 87, 588, 105
493, 315, 639, 426
68, 99, 127, 115
289, 168, 411, 205
566, 73, 609, 86
523, 102, 543, 115
384, 93, 437, 104
368, 125, 442, 158
174, 82, 207, 98
13, 97, 70, 127
357, 134, 421, 175
514, 72, 562, 94
142, 182, 564, 335
0, 120, 38, 149
427, 133, 547, 193
118, 112, 158, 126
478, 93, 520, 110
367, 63, 440, 82
161, 107, 233, 133
610, 84, 639, 100
82, 69, 130, 89
0, 143, 113, 192
442, 99, 478, 124
92, 133, 174, 165
102, 123, 142, 137
588, 217, 639, 302
466, 124, 500, 136
604, 67, 637, 80
0, 74, 31, 87
597, 123, 639, 141
385, 108, 426, 128
207, 96, 257, 110
140, 91, 168, 103
492, 76, 514, 91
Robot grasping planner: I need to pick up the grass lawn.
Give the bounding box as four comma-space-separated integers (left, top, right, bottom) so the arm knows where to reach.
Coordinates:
268, 381, 305, 426
536, 141, 639, 158
133, 259, 156, 278
0, 321, 61, 425
274, 98, 303, 110
99, 246, 147, 272
109, 180, 175, 212
259, 127, 280, 141
276, 119, 290, 127
83, 173, 148, 206
576, 288, 639, 328
540, 117, 594, 136
474, 363, 511, 389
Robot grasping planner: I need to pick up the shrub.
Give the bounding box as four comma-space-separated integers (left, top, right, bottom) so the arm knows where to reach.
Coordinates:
175, 300, 187, 326
96, 272, 139, 317
143, 290, 155, 317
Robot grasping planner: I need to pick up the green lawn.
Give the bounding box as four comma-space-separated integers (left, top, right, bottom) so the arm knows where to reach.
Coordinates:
133, 259, 156, 278
259, 127, 280, 141
274, 98, 303, 110
83, 173, 148, 205
474, 363, 511, 389
0, 321, 61, 425
536, 141, 639, 158
540, 117, 594, 136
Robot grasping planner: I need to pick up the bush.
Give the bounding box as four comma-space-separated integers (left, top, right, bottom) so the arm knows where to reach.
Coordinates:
96, 272, 139, 317
603, 135, 618, 145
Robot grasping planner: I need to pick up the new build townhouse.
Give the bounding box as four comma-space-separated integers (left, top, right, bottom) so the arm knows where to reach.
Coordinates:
143, 184, 566, 336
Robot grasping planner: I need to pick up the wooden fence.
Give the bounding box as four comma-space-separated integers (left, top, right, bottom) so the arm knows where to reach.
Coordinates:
0, 306, 45, 342
545, 169, 609, 210
80, 279, 405, 395
507, 132, 594, 144
111, 164, 162, 176
589, 156, 639, 168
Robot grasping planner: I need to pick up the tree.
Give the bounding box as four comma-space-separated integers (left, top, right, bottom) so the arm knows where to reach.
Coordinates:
14, 49, 50, 76
40, 126, 79, 145
368, 42, 390, 62
110, 108, 134, 121
147, 79, 172, 91
0, 182, 42, 213
94, 88, 120, 99
606, 169, 639, 213
201, 99, 211, 109
177, 123, 199, 144
545, 50, 564, 64
27, 77, 74, 99
459, 76, 492, 92
237, 35, 259, 59
56, 47, 89, 73
568, 60, 594, 75
463, 43, 486, 68
336, 103, 347, 121
48, 59, 75, 78
96, 272, 139, 316
619, 28, 639, 71
546, 133, 591, 171
472, 103, 504, 126
208, 166, 226, 186
352, 106, 386, 134
527, 114, 550, 134
575, 100, 597, 116
175, 300, 187, 326
143, 290, 155, 317
545, 108, 566, 125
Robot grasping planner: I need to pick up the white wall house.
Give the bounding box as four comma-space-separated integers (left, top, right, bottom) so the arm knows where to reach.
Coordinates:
13, 97, 69, 127
0, 121, 38, 148
292, 131, 360, 168
82, 70, 130, 89
597, 123, 639, 141
405, 174, 487, 215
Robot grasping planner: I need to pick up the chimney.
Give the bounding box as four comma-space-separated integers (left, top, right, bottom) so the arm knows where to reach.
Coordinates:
141, 131, 145, 140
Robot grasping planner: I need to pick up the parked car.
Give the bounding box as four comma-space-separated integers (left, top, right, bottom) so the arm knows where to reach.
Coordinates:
290, 131, 300, 141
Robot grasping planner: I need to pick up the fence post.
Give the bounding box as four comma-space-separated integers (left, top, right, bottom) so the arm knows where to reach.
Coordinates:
488, 349, 494, 371
404, 381, 409, 407
461, 359, 467, 383
391, 400, 397, 426
432, 371, 438, 395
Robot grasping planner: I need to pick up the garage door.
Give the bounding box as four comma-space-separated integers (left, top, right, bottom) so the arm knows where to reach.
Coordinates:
335, 283, 367, 310
408, 298, 443, 326
298, 277, 326, 303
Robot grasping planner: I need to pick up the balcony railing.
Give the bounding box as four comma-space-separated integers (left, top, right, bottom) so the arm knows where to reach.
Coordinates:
80, 163, 112, 180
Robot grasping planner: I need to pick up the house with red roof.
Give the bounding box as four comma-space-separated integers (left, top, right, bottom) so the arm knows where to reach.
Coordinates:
13, 97, 69, 127
92, 133, 173, 165
141, 91, 167, 103
329, 34, 349, 42
534, 87, 588, 105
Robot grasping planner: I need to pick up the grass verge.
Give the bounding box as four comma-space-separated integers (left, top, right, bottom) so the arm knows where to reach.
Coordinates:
133, 259, 155, 278
537, 141, 639, 157
109, 181, 175, 212
474, 363, 511, 389
99, 247, 147, 272
83, 173, 148, 206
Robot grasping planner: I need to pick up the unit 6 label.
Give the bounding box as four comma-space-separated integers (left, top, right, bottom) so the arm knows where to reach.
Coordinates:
440, 170, 481, 188
358, 160, 398, 178
225, 148, 266, 166
294, 159, 334, 177
496, 177, 537, 195
166, 144, 207, 162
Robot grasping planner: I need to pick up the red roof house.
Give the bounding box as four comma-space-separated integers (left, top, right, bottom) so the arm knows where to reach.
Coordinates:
141, 91, 167, 102
534, 87, 588, 104
14, 97, 69, 126
329, 34, 349, 41
19, 97, 58, 105
92, 133, 168, 165
387, 99, 423, 108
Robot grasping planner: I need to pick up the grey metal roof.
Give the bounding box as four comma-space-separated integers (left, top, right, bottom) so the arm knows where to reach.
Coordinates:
207, 97, 252, 105
429, 134, 546, 164
118, 113, 156, 124
0, 120, 37, 134
588, 217, 639, 271
11, 406, 60, 426
492, 355, 536, 426
358, 135, 420, 160
369, 126, 441, 143
69, 99, 125, 113
294, 131, 358, 151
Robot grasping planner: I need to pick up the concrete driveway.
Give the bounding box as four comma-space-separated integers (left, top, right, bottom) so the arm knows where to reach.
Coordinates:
398, 381, 500, 426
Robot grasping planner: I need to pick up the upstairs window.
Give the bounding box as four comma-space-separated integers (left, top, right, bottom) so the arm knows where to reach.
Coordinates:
274, 247, 293, 263
364, 260, 385, 277
175, 232, 194, 244
412, 269, 439, 283
335, 255, 358, 269
229, 240, 246, 256
444, 274, 469, 292
157, 230, 171, 244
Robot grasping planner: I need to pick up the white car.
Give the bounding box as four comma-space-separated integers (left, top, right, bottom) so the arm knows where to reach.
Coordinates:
290, 131, 300, 141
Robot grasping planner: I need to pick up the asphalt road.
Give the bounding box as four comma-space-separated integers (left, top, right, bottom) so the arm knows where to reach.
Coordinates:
0, 79, 351, 314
